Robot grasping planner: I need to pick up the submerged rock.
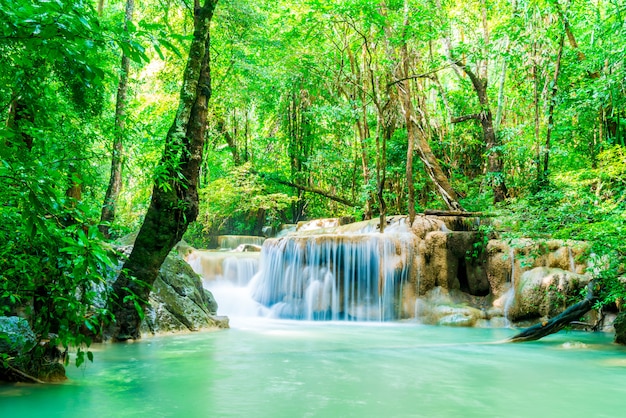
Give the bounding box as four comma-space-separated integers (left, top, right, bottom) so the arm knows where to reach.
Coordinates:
413, 288, 485, 327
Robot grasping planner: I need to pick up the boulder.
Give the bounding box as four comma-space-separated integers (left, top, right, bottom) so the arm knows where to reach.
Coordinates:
614, 312, 626, 345
505, 267, 591, 321
413, 287, 485, 327
0, 316, 36, 356
0, 316, 66, 383
140, 252, 229, 335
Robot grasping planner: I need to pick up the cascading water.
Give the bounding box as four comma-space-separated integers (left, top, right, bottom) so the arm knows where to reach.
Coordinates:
249, 218, 416, 321
218, 235, 266, 250
503, 247, 516, 326
568, 246, 576, 273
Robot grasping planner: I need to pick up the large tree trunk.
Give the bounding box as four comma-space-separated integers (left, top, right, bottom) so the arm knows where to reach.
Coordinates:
110, 0, 218, 341
99, 0, 134, 238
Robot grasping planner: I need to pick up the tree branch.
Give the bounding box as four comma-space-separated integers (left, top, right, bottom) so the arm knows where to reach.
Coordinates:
451, 113, 482, 123
386, 64, 453, 88
258, 173, 357, 207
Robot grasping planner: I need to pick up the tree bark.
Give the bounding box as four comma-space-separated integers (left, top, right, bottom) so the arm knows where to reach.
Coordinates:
345, 44, 374, 220
100, 0, 134, 238
382, 1, 463, 221
6, 98, 34, 151
508, 281, 597, 343
461, 64, 509, 203
110, 0, 218, 341
218, 119, 241, 165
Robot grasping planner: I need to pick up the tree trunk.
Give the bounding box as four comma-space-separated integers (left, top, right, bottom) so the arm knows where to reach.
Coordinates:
218, 119, 241, 165
110, 0, 218, 341
345, 45, 374, 220
438, 0, 509, 203
464, 67, 509, 203
389, 2, 464, 219
539, 34, 564, 185
6, 98, 34, 151
100, 0, 134, 238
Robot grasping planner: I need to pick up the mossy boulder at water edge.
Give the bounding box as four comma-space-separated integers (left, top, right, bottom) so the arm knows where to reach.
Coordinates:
0, 316, 36, 355
0, 316, 66, 382
140, 252, 228, 335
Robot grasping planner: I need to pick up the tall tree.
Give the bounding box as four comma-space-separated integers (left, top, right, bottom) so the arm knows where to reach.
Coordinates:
111, 0, 218, 340
385, 1, 464, 217
437, 0, 509, 203
99, 0, 135, 237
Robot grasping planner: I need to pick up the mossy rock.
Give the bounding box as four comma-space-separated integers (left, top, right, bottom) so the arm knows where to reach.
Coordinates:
0, 316, 36, 356
614, 312, 626, 345
140, 251, 228, 335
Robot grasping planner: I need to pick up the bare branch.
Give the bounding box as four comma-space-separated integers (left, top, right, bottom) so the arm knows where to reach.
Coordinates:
451, 113, 482, 123
386, 63, 455, 88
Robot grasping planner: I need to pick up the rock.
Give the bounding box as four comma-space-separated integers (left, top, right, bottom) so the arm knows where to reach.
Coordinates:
614, 312, 626, 345
438, 313, 476, 327
506, 267, 591, 321
140, 252, 229, 335
0, 316, 36, 356
0, 316, 67, 383
233, 244, 262, 252
413, 288, 484, 327
432, 305, 483, 327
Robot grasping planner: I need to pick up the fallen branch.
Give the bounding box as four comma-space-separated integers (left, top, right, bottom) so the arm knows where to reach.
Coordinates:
508, 280, 597, 343
424, 210, 481, 217
4, 364, 45, 384
256, 172, 357, 207
451, 113, 482, 123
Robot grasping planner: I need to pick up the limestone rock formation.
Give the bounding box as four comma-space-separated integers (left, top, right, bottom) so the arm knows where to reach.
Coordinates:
113, 241, 228, 337
503, 267, 592, 322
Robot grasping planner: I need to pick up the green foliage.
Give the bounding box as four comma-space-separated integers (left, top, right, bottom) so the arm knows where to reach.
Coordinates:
0, 0, 624, 367
499, 148, 626, 306
188, 163, 296, 244
466, 223, 495, 263
0, 166, 116, 368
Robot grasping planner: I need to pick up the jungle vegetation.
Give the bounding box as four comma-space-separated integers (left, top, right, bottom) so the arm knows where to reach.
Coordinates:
0, 0, 624, 374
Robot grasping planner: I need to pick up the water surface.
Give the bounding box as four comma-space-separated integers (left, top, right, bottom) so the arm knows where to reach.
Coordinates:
2, 320, 625, 417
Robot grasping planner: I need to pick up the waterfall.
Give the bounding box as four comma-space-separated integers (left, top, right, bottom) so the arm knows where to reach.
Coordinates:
218, 235, 266, 250
567, 247, 576, 273
186, 250, 260, 286
249, 218, 415, 321
503, 247, 516, 326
